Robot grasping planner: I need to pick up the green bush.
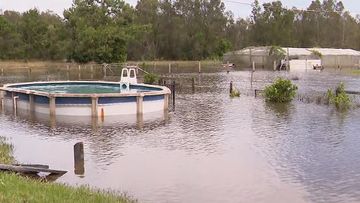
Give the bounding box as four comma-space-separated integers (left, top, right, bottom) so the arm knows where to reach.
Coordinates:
310, 49, 322, 58
143, 73, 159, 84
269, 45, 286, 59
264, 78, 298, 103
230, 87, 240, 98
326, 82, 351, 110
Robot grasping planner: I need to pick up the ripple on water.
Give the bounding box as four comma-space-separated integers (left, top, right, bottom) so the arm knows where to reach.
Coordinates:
1, 70, 360, 203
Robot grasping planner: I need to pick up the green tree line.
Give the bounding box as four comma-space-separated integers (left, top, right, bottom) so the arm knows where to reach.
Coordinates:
0, 0, 359, 63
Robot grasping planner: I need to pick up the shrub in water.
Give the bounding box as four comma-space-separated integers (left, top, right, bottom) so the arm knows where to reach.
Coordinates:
230, 87, 240, 98
326, 82, 351, 110
143, 73, 159, 84
264, 78, 298, 103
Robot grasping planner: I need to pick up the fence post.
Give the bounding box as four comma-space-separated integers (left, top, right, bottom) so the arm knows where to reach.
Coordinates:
192, 77, 195, 92
273, 61, 277, 71
28, 67, 32, 78
172, 81, 176, 109
198, 61, 202, 73
251, 61, 255, 88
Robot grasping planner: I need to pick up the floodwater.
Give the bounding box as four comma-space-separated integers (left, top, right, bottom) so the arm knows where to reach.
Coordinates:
1, 67, 360, 203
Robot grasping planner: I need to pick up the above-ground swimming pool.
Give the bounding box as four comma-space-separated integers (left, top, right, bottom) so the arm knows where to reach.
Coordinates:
0, 81, 171, 117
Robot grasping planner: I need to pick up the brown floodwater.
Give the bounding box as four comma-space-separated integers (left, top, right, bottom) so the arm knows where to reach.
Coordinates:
1, 67, 360, 203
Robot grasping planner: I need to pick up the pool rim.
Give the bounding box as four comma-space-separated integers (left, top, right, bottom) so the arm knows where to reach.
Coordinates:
0, 81, 171, 98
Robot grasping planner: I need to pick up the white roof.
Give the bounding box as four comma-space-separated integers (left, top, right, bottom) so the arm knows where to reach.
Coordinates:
310, 48, 360, 56
228, 47, 360, 56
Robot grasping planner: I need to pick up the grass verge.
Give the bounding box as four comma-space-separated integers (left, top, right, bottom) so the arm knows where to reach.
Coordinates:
0, 137, 135, 203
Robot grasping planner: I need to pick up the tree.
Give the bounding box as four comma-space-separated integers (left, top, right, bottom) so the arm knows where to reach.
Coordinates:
64, 0, 134, 63
0, 15, 24, 59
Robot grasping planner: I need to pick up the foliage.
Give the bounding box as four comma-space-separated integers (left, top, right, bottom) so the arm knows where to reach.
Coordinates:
63, 0, 133, 63
264, 78, 298, 103
310, 50, 323, 58
326, 82, 351, 110
269, 45, 286, 59
0, 137, 15, 164
230, 87, 240, 98
1, 0, 360, 61
349, 69, 360, 75
143, 73, 159, 84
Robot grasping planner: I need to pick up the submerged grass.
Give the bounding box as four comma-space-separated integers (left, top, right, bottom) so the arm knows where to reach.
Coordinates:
0, 137, 136, 203
0, 137, 15, 165
350, 69, 360, 75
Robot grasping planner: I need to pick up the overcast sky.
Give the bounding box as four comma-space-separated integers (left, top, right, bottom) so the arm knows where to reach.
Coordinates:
1, 0, 360, 19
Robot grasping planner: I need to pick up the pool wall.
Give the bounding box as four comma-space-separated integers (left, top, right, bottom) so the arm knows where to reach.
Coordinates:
0, 81, 171, 117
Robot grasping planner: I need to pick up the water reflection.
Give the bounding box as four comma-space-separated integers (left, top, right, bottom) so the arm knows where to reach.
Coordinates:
265, 102, 294, 119
252, 101, 360, 203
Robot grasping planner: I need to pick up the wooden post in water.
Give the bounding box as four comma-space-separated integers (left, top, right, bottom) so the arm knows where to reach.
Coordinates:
91, 65, 94, 79
172, 81, 176, 109
103, 67, 107, 78
0, 91, 4, 112
273, 61, 277, 71
168, 63, 172, 74
28, 67, 32, 78
198, 61, 202, 73
13, 96, 19, 115
230, 81, 233, 94
251, 61, 255, 88
78, 65, 81, 80
249, 48, 252, 65
74, 142, 85, 175
66, 65, 70, 80
11, 92, 15, 112
286, 47, 290, 71
100, 108, 105, 122
0, 98, 4, 112
192, 77, 195, 93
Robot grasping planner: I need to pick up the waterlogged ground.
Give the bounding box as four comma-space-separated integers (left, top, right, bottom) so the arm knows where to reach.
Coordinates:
1, 68, 360, 203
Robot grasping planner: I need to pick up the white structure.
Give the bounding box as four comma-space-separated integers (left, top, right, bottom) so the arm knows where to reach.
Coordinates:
120, 66, 138, 84
224, 47, 360, 70
287, 59, 322, 72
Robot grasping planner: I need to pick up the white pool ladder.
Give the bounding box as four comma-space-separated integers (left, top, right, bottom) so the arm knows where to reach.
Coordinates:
120, 66, 138, 92
120, 66, 138, 84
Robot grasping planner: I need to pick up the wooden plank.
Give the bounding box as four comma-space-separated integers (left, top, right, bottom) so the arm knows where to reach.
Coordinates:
0, 164, 67, 176
345, 91, 360, 95
12, 164, 49, 169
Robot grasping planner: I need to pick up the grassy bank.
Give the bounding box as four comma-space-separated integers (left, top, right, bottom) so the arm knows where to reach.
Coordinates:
0, 137, 135, 203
